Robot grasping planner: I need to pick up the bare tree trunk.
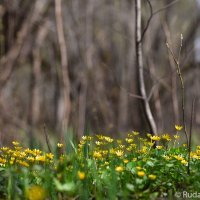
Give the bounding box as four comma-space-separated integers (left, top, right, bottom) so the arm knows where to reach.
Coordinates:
55, 0, 71, 141
135, 0, 157, 135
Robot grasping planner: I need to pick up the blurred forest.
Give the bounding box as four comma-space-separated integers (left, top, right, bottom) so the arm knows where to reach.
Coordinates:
0, 0, 200, 144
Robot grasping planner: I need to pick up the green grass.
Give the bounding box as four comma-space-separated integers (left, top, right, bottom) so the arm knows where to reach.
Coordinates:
0, 129, 200, 199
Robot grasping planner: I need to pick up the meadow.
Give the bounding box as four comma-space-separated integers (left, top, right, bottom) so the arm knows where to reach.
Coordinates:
0, 126, 200, 199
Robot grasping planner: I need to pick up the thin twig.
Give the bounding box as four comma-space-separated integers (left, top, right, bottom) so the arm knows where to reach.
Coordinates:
166, 39, 189, 148
140, 0, 153, 42
140, 0, 180, 42
187, 96, 196, 175
43, 124, 52, 153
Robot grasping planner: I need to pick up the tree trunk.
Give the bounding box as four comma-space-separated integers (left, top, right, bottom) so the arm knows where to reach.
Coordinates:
135, 0, 157, 135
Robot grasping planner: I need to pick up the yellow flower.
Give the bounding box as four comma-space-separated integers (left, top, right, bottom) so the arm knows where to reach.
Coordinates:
115, 166, 124, 172
95, 141, 102, 146
150, 136, 160, 141
35, 156, 46, 162
93, 151, 102, 159
104, 136, 113, 143
132, 131, 139, 136
125, 138, 134, 143
0, 157, 6, 164
12, 141, 20, 146
27, 185, 46, 200
46, 153, 54, 160
137, 171, 145, 177
148, 174, 156, 180
181, 160, 188, 165
115, 150, 124, 157
156, 146, 163, 150
78, 171, 85, 180
123, 159, 129, 164
163, 155, 171, 160
174, 135, 180, 139
162, 134, 171, 141
136, 166, 142, 170
17, 160, 29, 167
132, 158, 137, 162
175, 125, 183, 131
57, 143, 63, 148
174, 155, 184, 161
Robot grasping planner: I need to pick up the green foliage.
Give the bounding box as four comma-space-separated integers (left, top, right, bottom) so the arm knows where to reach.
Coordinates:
0, 129, 200, 199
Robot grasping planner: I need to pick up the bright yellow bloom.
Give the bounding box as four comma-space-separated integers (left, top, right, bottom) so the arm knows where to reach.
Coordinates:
12, 141, 20, 146
148, 174, 156, 180
132, 158, 137, 162
93, 151, 102, 159
115, 150, 124, 157
125, 138, 134, 143
46, 153, 54, 160
181, 160, 188, 165
35, 156, 46, 162
27, 185, 46, 200
17, 160, 29, 167
174, 155, 184, 161
162, 134, 171, 141
137, 171, 145, 177
156, 146, 163, 150
163, 155, 171, 160
174, 135, 180, 139
78, 171, 85, 180
150, 136, 160, 141
175, 125, 183, 131
123, 159, 129, 164
115, 166, 124, 172
95, 141, 102, 146
104, 136, 113, 143
132, 131, 139, 136
136, 166, 142, 170
57, 143, 63, 148
0, 157, 6, 164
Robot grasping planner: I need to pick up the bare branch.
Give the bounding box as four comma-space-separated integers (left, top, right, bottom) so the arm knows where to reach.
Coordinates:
140, 0, 180, 42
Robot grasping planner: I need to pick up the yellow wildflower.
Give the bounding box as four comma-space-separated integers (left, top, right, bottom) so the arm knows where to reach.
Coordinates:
181, 160, 188, 165
93, 151, 102, 159
115, 150, 124, 157
162, 134, 171, 141
132, 131, 139, 136
125, 138, 134, 143
137, 171, 145, 177
175, 125, 183, 131
12, 141, 20, 146
78, 171, 85, 180
123, 159, 129, 164
174, 135, 180, 139
27, 185, 46, 200
115, 166, 124, 172
46, 153, 54, 160
148, 174, 156, 180
35, 156, 46, 162
150, 136, 160, 141
156, 146, 163, 150
57, 143, 63, 148
174, 155, 184, 161
104, 136, 113, 143
136, 166, 142, 170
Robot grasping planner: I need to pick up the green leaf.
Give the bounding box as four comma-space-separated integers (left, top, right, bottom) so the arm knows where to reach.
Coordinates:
126, 183, 135, 192
54, 179, 75, 192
